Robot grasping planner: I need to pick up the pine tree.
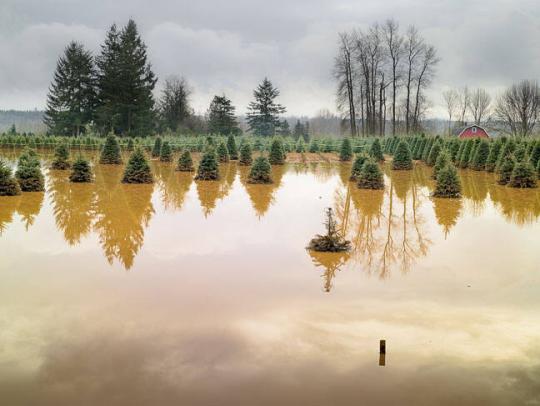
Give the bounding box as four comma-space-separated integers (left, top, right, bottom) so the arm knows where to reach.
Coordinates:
195, 148, 219, 180
246, 78, 286, 136
369, 138, 384, 162
217, 141, 230, 163
433, 150, 451, 179
496, 139, 516, 172
339, 138, 353, 161
69, 156, 93, 182
293, 120, 305, 140
268, 138, 285, 165
426, 141, 442, 166
530, 140, 540, 170
0, 160, 21, 196
15, 149, 45, 192
485, 139, 503, 172
176, 150, 194, 172
432, 163, 461, 198
509, 161, 537, 188
127, 138, 135, 151
207, 95, 239, 135
392, 140, 413, 170
248, 156, 272, 184
239, 142, 253, 166
95, 20, 157, 136
307, 208, 351, 252
51, 143, 71, 170
498, 158, 515, 185
458, 139, 474, 168
44, 41, 96, 136
296, 137, 306, 153
99, 134, 122, 164
227, 134, 239, 160
159, 141, 172, 162
122, 148, 153, 183
278, 119, 291, 136
350, 154, 369, 180
309, 139, 320, 153
152, 137, 162, 158
357, 159, 384, 190
471, 139, 490, 170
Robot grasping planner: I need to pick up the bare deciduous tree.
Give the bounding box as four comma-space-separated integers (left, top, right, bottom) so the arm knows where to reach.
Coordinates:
494, 80, 539, 137
443, 89, 459, 135
457, 86, 470, 127
334, 32, 357, 136
159, 76, 192, 132
412, 44, 439, 132
383, 19, 404, 136
404, 26, 424, 134
468, 88, 491, 125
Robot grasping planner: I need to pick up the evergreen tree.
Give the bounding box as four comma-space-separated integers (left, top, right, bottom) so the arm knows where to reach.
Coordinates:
51, 143, 71, 170
268, 137, 285, 165
0, 160, 21, 196
278, 119, 291, 136
217, 141, 230, 163
369, 138, 384, 162
15, 149, 45, 192
248, 156, 272, 184
509, 161, 537, 188
339, 138, 353, 161
458, 139, 474, 168
433, 150, 451, 179
239, 142, 253, 166
498, 158, 515, 185
309, 138, 320, 153
227, 134, 239, 160
357, 159, 384, 190
432, 163, 461, 198
207, 95, 239, 135
69, 156, 93, 182
195, 148, 219, 180
95, 20, 157, 136
471, 139, 490, 170
159, 141, 173, 162
392, 140, 413, 170
350, 153, 369, 180
99, 134, 122, 164
426, 141, 442, 166
44, 41, 96, 136
514, 144, 527, 163
176, 150, 194, 172
152, 137, 162, 158
127, 138, 135, 151
122, 148, 153, 183
485, 139, 503, 172
295, 137, 306, 153
293, 120, 305, 140
529, 140, 540, 170
246, 78, 286, 136
496, 139, 516, 171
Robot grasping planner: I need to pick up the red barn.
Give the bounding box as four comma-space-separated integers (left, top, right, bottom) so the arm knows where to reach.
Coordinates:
458, 125, 490, 139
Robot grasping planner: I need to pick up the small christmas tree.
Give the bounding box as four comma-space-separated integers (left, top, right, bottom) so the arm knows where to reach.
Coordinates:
485, 140, 502, 172
227, 134, 239, 160
432, 150, 451, 179
127, 138, 134, 151
159, 141, 173, 162
307, 208, 351, 252
296, 137, 306, 153
248, 156, 272, 184
151, 137, 162, 158
309, 139, 319, 153
508, 161, 537, 188
369, 138, 384, 162
239, 142, 253, 166
339, 138, 353, 161
99, 135, 122, 164
176, 150, 194, 172
69, 156, 93, 183
392, 140, 413, 170
217, 141, 230, 163
195, 148, 220, 180
432, 163, 461, 198
471, 139, 490, 170
426, 141, 442, 166
498, 158, 515, 185
350, 154, 369, 180
122, 148, 153, 184
51, 143, 71, 170
357, 159, 384, 190
269, 137, 285, 164
0, 160, 21, 196
15, 149, 45, 191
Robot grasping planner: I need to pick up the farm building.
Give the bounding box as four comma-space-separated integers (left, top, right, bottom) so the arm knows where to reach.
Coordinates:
458, 125, 490, 139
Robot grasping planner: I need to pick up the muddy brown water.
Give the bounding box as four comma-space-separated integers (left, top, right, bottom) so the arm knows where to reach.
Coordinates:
1, 149, 539, 405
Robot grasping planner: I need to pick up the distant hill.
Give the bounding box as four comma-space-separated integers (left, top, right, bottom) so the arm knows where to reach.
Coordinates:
0, 110, 46, 133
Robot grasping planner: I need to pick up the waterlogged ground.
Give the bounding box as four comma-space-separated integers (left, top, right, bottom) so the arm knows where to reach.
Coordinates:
1, 149, 540, 405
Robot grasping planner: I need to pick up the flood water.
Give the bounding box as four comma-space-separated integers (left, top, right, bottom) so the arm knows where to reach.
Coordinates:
1, 150, 540, 405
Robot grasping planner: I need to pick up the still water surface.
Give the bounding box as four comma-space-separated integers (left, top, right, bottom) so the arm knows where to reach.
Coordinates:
1, 150, 539, 405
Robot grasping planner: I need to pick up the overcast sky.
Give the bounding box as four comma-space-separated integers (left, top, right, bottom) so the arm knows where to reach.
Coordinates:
0, 0, 538, 118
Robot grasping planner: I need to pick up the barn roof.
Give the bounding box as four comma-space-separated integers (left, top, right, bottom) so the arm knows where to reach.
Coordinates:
457, 124, 490, 138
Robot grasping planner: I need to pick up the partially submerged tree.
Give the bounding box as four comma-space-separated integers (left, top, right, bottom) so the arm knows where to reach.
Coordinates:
269, 138, 285, 165
432, 149, 451, 179
69, 156, 93, 183
159, 141, 173, 162
471, 139, 490, 170
0, 160, 21, 196
498, 158, 515, 185
392, 140, 413, 170
195, 148, 219, 180
15, 149, 45, 192
176, 150, 194, 172
350, 153, 369, 180
152, 137, 162, 158
227, 134, 239, 160
357, 159, 384, 190
239, 142, 253, 166
248, 156, 272, 184
432, 163, 461, 198
339, 138, 353, 161
307, 208, 351, 252
508, 161, 537, 188
100, 135, 122, 164
122, 148, 153, 183
51, 143, 71, 170
369, 138, 384, 162
217, 141, 230, 163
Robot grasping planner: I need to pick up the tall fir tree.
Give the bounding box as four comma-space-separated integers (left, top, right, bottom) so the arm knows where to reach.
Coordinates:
44, 41, 96, 136
246, 78, 286, 136
96, 20, 157, 136
207, 95, 239, 135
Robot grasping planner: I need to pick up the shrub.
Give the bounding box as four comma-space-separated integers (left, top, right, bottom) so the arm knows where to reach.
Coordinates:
339, 138, 353, 161
350, 153, 369, 180
498, 158, 515, 185
100, 135, 122, 164
357, 159, 384, 190
269, 138, 285, 165
432, 163, 461, 198
15, 149, 45, 192
433, 149, 451, 179
151, 137, 162, 158
239, 142, 253, 166
69, 156, 93, 183
508, 161, 537, 188
471, 139, 490, 170
248, 156, 272, 184
195, 148, 219, 180
51, 143, 71, 170
307, 208, 351, 252
0, 160, 21, 196
122, 148, 153, 184
217, 141, 230, 163
227, 134, 239, 160
392, 140, 413, 170
159, 141, 173, 162
176, 150, 194, 172
369, 138, 384, 162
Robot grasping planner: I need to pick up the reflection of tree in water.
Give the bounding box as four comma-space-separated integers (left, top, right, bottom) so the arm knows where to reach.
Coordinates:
307, 250, 351, 293
461, 170, 488, 216
48, 169, 96, 245
432, 198, 463, 238
154, 162, 193, 211
240, 164, 285, 217
93, 164, 154, 270
488, 180, 540, 226
196, 162, 237, 217
17, 191, 44, 230
0, 195, 21, 235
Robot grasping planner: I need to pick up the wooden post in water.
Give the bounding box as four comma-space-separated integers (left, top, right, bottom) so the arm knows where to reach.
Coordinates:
379, 339, 386, 366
